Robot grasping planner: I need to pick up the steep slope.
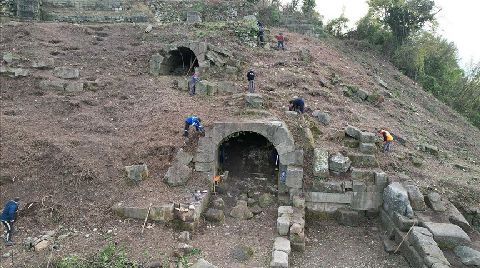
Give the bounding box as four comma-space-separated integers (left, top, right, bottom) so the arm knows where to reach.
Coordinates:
0, 21, 478, 264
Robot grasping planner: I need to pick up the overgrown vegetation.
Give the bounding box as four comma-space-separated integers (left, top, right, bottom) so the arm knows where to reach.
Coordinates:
349, 0, 480, 128
55, 241, 138, 268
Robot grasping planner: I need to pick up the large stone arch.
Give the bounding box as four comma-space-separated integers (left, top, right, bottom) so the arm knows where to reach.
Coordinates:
194, 120, 304, 197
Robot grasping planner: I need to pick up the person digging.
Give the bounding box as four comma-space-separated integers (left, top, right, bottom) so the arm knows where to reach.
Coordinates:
1, 197, 19, 246
183, 115, 204, 138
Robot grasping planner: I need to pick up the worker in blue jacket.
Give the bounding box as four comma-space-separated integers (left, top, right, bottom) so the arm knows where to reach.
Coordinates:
289, 97, 305, 113
184, 116, 204, 137
1, 197, 19, 246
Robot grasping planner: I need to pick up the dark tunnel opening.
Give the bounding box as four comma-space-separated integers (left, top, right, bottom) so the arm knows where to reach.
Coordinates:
218, 131, 279, 183
161, 47, 199, 75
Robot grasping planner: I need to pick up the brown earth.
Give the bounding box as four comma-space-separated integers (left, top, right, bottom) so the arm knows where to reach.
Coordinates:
0, 21, 479, 266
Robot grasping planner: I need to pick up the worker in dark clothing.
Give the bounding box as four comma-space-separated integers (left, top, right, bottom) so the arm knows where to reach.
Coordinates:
1, 197, 19, 246
184, 116, 204, 137
247, 68, 255, 93
289, 97, 305, 113
257, 22, 265, 47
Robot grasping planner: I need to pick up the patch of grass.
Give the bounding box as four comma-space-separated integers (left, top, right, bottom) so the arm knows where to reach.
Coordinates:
55, 241, 137, 268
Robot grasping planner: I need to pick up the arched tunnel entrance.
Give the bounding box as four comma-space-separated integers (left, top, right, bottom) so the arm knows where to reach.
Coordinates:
161, 47, 199, 75
217, 131, 279, 207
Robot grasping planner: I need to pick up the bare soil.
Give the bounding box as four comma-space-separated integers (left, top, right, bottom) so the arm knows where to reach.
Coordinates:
1, 20, 479, 267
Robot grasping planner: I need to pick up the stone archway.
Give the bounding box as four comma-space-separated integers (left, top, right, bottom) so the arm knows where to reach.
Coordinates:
194, 120, 304, 198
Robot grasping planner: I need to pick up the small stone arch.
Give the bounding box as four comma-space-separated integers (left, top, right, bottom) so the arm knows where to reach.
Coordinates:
159, 46, 199, 75
194, 120, 304, 197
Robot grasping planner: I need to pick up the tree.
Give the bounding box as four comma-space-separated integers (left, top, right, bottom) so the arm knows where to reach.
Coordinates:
326, 15, 349, 37
367, 0, 437, 44
302, 0, 316, 16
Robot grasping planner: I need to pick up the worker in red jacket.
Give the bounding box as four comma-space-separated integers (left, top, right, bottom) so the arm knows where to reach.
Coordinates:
275, 33, 285, 50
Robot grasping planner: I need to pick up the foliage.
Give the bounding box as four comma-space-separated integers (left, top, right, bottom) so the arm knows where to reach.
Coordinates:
355, 12, 394, 48
326, 15, 349, 38
55, 241, 137, 268
302, 0, 316, 16
367, 0, 437, 44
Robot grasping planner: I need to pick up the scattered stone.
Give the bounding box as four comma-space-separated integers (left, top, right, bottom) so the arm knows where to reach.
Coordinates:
313, 148, 329, 178
2, 251, 11, 258
274, 237, 291, 254
408, 227, 450, 266
13, 68, 28, 77
447, 202, 472, 232
329, 153, 351, 173
144, 24, 153, 33
191, 258, 217, 268
39, 80, 65, 91
212, 198, 225, 210
417, 144, 440, 156
314, 181, 344, 193
383, 238, 396, 253
423, 222, 471, 249
146, 262, 162, 268
53, 67, 79, 79
344, 138, 360, 148
454, 246, 480, 266
278, 206, 294, 217
178, 231, 191, 242
258, 193, 274, 208
65, 82, 84, 92
292, 195, 305, 209
312, 110, 331, 125
360, 132, 377, 143
247, 198, 257, 206
383, 182, 414, 218
164, 163, 191, 186
204, 208, 225, 223
359, 143, 376, 154
230, 201, 253, 220
125, 164, 149, 182
32, 58, 54, 69
35, 240, 50, 251
174, 148, 193, 166
187, 11, 202, 23
345, 125, 361, 139
250, 205, 263, 215
232, 245, 254, 262
348, 153, 378, 168
176, 243, 194, 255
270, 250, 288, 268
403, 183, 426, 211
425, 192, 447, 212
245, 93, 264, 109
149, 53, 164, 76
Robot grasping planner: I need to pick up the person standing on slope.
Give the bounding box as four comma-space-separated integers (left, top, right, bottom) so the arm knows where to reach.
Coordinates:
247, 68, 255, 93
275, 33, 285, 50
1, 197, 19, 246
289, 97, 305, 114
184, 115, 204, 137
378, 129, 394, 152
189, 71, 199, 96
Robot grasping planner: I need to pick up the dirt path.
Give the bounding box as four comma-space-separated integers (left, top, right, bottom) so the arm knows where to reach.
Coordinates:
291, 220, 409, 268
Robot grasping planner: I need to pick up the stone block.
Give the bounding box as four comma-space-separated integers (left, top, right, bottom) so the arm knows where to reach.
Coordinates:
278, 206, 294, 217
329, 153, 351, 173
285, 166, 303, 189
53, 67, 79, 79
345, 125, 361, 139
150, 204, 175, 222
270, 250, 288, 268
65, 82, 84, 92
292, 195, 305, 209
175, 148, 193, 166
454, 246, 480, 266
425, 192, 447, 212
447, 202, 472, 232
305, 192, 353, 204
336, 208, 360, 227
352, 181, 366, 192
196, 80, 217, 95
313, 181, 344, 193
125, 164, 149, 182
258, 193, 275, 208
191, 258, 217, 268
392, 212, 417, 231
383, 182, 414, 218
245, 93, 264, 109
204, 208, 225, 223
39, 80, 66, 91
186, 11, 202, 23
274, 237, 291, 254
283, 149, 303, 166
352, 191, 382, 210
313, 148, 329, 178
230, 202, 253, 220
149, 53, 164, 76
403, 183, 426, 211
360, 132, 377, 143
423, 222, 471, 249
350, 168, 375, 183
312, 110, 331, 125
277, 216, 290, 236
195, 162, 212, 172
359, 143, 376, 154
164, 163, 191, 186
374, 172, 388, 188
408, 227, 450, 266
348, 153, 378, 168
344, 138, 360, 148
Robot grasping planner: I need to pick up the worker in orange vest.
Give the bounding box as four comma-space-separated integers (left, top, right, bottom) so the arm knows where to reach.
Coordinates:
378, 129, 394, 153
